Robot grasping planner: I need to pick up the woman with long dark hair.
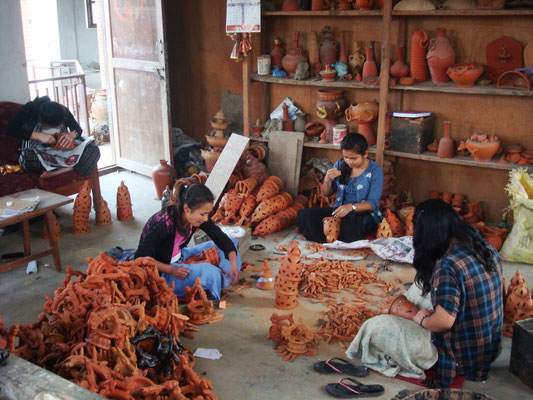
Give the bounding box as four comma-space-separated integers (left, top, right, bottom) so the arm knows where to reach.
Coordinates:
134, 183, 241, 300
412, 199, 503, 387
297, 133, 383, 243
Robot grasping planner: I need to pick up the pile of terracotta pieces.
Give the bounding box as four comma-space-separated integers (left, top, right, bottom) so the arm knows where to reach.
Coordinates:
0, 253, 218, 400
162, 173, 208, 207
267, 313, 317, 362
184, 276, 223, 325
503, 270, 533, 337
498, 144, 533, 166
317, 301, 376, 344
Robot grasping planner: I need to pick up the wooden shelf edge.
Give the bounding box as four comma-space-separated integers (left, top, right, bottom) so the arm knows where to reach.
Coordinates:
384, 150, 533, 172
251, 136, 377, 152
251, 74, 381, 90
392, 9, 533, 17
262, 10, 382, 17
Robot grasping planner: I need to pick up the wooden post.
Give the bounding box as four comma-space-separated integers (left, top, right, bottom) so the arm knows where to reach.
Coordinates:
375, 0, 392, 166
243, 54, 251, 137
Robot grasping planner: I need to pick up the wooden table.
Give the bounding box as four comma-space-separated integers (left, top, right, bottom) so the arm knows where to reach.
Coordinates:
0, 189, 73, 273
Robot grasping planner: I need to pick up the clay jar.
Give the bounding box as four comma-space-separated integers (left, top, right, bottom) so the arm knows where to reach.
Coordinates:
151, 160, 177, 200
320, 26, 337, 69
390, 46, 410, 78
356, 0, 375, 10
316, 89, 347, 143
410, 29, 429, 82
271, 38, 285, 69
389, 295, 420, 321
427, 29, 455, 84
437, 121, 455, 158
282, 32, 307, 76
312, 0, 330, 10
362, 45, 378, 78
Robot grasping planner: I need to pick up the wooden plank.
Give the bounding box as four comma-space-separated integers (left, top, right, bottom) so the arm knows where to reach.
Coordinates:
252, 137, 378, 152
0, 250, 54, 274
263, 10, 382, 17
22, 220, 30, 256
243, 55, 251, 137
268, 131, 305, 196
392, 10, 533, 16
251, 73, 380, 89
46, 210, 62, 271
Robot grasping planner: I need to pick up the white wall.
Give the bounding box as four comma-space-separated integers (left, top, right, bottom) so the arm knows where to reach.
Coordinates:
29, 0, 61, 63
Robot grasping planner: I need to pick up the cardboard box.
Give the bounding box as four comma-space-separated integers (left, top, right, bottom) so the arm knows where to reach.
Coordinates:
390, 114, 435, 154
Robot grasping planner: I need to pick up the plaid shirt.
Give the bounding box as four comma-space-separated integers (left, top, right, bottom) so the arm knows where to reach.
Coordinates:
431, 244, 503, 387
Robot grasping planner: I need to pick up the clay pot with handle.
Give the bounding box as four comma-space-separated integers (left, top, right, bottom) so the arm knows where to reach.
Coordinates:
410, 29, 429, 82
282, 31, 308, 76
427, 28, 456, 84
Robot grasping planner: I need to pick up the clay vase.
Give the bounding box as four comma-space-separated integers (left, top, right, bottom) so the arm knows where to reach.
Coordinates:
316, 89, 347, 143
271, 38, 285, 69
323, 216, 341, 243
437, 121, 455, 158
427, 28, 456, 84
410, 29, 429, 82
282, 31, 307, 76
320, 26, 337, 68
349, 43, 365, 78
312, 0, 331, 10
362, 45, 378, 78
356, 0, 375, 10
91, 89, 108, 122
282, 0, 300, 11
390, 45, 410, 78
389, 295, 420, 321
339, 31, 348, 64
282, 103, 295, 131
308, 31, 320, 76
151, 160, 176, 200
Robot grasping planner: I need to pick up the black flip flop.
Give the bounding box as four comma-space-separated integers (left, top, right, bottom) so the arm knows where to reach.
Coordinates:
314, 358, 369, 377
325, 377, 384, 398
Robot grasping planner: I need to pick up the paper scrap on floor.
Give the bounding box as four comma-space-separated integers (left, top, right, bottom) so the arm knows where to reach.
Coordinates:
193, 348, 223, 360
0, 196, 40, 219
324, 236, 414, 264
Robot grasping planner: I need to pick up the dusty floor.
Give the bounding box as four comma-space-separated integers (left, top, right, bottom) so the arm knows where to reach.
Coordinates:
0, 171, 532, 400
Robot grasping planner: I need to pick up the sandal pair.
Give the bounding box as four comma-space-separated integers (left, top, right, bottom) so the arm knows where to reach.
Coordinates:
313, 357, 369, 377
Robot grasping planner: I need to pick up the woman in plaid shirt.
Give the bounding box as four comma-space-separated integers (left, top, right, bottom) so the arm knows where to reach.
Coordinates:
411, 199, 503, 387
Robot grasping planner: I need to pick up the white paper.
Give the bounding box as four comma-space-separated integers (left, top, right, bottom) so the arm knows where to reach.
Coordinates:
193, 348, 223, 360
323, 237, 414, 264
226, 0, 260, 33
270, 97, 302, 121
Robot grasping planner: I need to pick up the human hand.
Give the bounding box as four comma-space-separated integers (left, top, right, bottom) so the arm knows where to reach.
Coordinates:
229, 262, 239, 285
58, 133, 75, 149
332, 204, 352, 218
324, 168, 341, 182
36, 132, 56, 145
169, 266, 190, 280
413, 308, 433, 326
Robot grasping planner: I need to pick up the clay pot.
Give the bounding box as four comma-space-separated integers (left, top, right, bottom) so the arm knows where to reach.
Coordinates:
308, 32, 320, 76
271, 38, 285, 69
91, 89, 108, 122
447, 63, 484, 88
282, 32, 307, 76
316, 89, 347, 143
320, 65, 337, 82
282, 103, 295, 131
427, 28, 456, 84
275, 292, 298, 310
410, 30, 429, 82
201, 149, 221, 172
312, 0, 331, 10
345, 102, 379, 146
253, 215, 282, 236
465, 138, 501, 162
337, 0, 353, 9
349, 43, 365, 78
362, 45, 378, 78
451, 193, 465, 208
427, 139, 438, 152
379, 0, 400, 8
399, 76, 415, 85
323, 216, 341, 243
441, 192, 453, 204
388, 295, 420, 321
205, 135, 228, 148
390, 46, 410, 78
437, 121, 455, 158
282, 0, 300, 10
356, 0, 375, 10
429, 191, 441, 199
320, 26, 337, 68
305, 122, 325, 138
151, 160, 176, 200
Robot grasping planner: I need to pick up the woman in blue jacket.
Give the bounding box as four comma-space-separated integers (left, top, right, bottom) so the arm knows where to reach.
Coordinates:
297, 133, 383, 243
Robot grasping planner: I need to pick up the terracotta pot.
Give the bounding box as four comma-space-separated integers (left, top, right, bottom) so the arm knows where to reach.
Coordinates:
390, 46, 410, 78
320, 26, 337, 68
282, 32, 307, 76
441, 192, 453, 204
362, 45, 378, 78
427, 139, 438, 152
323, 216, 341, 243
282, 0, 300, 11
320, 65, 337, 82
312, 0, 331, 10
465, 138, 501, 162
429, 191, 441, 199
271, 38, 285, 69
477, 0, 506, 9
389, 295, 420, 320
356, 0, 375, 10
451, 193, 465, 208
410, 30, 429, 82
257, 261, 275, 290
379, 0, 400, 8
151, 160, 177, 200
282, 103, 295, 131
399, 76, 415, 85
447, 63, 484, 88
91, 89, 108, 122
308, 31, 320, 76
305, 122, 325, 138
427, 28, 456, 84
345, 102, 378, 146
316, 89, 347, 143
437, 121, 455, 158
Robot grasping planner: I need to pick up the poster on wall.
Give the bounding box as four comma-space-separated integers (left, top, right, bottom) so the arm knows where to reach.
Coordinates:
226, 0, 261, 33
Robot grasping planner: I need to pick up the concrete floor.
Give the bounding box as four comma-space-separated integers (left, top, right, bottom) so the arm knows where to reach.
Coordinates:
1, 171, 532, 399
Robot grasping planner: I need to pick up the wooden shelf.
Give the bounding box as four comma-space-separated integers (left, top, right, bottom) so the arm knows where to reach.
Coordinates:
262, 10, 382, 17
384, 149, 533, 172
251, 136, 376, 152
392, 10, 533, 17
251, 74, 533, 97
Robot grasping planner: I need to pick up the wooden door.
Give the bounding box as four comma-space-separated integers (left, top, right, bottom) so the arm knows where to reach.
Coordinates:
102, 0, 171, 176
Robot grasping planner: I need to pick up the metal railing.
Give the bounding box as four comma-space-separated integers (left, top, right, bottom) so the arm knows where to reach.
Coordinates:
27, 60, 90, 137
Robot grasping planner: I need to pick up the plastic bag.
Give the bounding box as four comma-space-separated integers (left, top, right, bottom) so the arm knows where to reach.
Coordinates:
500, 168, 533, 264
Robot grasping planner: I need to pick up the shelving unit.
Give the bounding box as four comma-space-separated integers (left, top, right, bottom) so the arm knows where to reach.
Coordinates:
243, 2, 533, 220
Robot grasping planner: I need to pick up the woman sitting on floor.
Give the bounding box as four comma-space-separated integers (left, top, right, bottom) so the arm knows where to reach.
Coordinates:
134, 183, 241, 300
297, 133, 383, 243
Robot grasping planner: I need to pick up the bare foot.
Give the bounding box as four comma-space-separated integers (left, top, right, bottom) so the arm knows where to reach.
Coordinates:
40, 168, 73, 178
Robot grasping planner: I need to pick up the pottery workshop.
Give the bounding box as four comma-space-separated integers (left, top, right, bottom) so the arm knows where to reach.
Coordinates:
1, 0, 533, 399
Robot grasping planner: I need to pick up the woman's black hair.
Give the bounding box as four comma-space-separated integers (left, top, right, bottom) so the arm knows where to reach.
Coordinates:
38, 101, 66, 127
172, 183, 214, 235
412, 199, 496, 295
339, 133, 369, 185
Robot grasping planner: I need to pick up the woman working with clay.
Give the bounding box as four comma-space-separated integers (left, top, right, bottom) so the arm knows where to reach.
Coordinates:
297, 133, 383, 243
134, 183, 241, 300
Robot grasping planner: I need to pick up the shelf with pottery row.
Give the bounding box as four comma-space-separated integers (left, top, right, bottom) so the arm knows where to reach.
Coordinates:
250, 73, 533, 97
263, 10, 533, 17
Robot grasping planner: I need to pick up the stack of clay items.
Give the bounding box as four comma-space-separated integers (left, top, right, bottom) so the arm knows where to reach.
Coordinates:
95, 197, 112, 226
43, 213, 62, 240
457, 132, 500, 163
275, 241, 303, 310
257, 260, 275, 290
184, 277, 223, 324
317, 300, 376, 343
471, 222, 508, 252
253, 202, 304, 236
72, 181, 92, 235
323, 216, 341, 243
116, 181, 134, 221
182, 246, 221, 267
7, 253, 218, 399
308, 187, 336, 208
503, 270, 533, 337
498, 145, 533, 166
299, 258, 378, 299
382, 160, 396, 196
275, 318, 318, 362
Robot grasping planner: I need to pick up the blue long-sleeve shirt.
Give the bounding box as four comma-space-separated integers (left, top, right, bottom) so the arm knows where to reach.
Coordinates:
330, 159, 384, 224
